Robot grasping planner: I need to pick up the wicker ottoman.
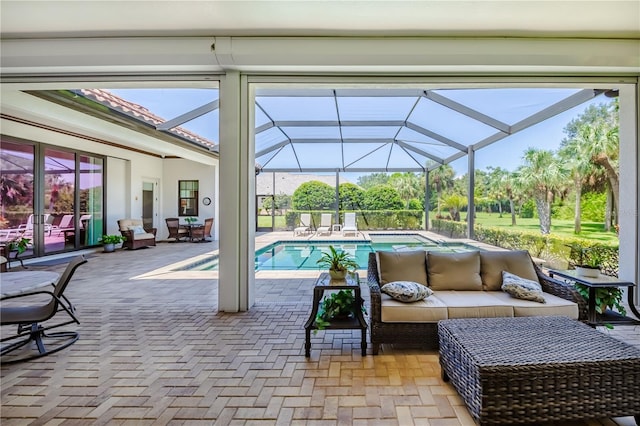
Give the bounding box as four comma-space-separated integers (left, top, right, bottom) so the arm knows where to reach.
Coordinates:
438, 316, 640, 425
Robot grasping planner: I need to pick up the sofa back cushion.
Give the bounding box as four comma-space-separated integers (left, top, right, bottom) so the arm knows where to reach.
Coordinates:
479, 250, 538, 291
427, 251, 482, 290
376, 250, 428, 286
118, 219, 143, 232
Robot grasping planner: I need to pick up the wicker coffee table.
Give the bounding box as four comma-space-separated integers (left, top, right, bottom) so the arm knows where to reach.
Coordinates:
439, 316, 640, 425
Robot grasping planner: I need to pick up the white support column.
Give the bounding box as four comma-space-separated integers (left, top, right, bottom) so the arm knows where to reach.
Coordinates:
467, 147, 475, 239
335, 171, 340, 225
618, 83, 639, 307
424, 171, 430, 231
218, 71, 255, 312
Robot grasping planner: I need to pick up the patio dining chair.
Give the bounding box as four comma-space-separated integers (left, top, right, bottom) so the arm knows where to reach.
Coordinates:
165, 217, 189, 242
190, 218, 214, 242
0, 255, 87, 364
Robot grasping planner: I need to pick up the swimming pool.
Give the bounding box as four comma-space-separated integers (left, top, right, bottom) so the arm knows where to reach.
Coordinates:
178, 234, 480, 271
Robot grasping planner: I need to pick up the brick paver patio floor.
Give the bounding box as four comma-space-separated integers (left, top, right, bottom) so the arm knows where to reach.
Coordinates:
2, 233, 638, 425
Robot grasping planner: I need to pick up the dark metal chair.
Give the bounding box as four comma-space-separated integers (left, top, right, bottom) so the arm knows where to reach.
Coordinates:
165, 217, 189, 242
1, 255, 87, 364
190, 218, 213, 242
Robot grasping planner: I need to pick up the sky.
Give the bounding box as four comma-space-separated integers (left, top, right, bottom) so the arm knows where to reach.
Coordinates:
108, 88, 613, 179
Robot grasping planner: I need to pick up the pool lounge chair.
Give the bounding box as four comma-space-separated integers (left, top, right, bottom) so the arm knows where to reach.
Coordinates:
294, 213, 312, 236
53, 214, 75, 236
316, 213, 332, 236
342, 212, 358, 237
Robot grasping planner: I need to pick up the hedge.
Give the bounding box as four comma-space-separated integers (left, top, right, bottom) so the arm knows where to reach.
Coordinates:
430, 218, 619, 275
286, 210, 424, 231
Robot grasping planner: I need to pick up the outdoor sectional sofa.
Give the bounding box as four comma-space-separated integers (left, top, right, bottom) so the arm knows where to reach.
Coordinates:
367, 249, 588, 355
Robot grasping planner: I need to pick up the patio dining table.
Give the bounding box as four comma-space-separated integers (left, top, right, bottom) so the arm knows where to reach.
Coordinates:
180, 223, 203, 242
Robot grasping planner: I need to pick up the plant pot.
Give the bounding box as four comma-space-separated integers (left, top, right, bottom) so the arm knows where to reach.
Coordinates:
329, 269, 347, 281
575, 266, 600, 278
103, 243, 115, 253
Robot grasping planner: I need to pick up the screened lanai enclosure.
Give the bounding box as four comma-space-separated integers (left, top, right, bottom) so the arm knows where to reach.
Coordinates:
251, 86, 618, 234
1, 85, 619, 259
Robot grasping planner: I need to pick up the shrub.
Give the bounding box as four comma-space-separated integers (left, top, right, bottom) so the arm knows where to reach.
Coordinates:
292, 181, 336, 210
363, 186, 404, 210
338, 183, 365, 210
520, 199, 535, 218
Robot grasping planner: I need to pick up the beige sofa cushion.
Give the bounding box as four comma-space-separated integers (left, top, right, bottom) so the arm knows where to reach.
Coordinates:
118, 218, 143, 232
376, 250, 428, 286
380, 293, 448, 323
427, 251, 482, 291
132, 232, 156, 240
480, 250, 538, 291
490, 291, 579, 319
434, 291, 514, 318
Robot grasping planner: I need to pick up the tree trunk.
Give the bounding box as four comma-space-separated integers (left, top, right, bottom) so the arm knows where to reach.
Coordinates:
593, 154, 619, 219
535, 195, 551, 235
574, 177, 582, 234
604, 187, 612, 232
509, 198, 516, 226
497, 201, 503, 218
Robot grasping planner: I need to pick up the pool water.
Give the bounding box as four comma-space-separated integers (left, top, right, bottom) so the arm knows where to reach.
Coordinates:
179, 234, 479, 271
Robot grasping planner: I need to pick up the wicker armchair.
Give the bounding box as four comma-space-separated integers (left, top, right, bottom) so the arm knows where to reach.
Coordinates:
117, 219, 157, 250
367, 252, 588, 355
165, 218, 189, 242
190, 218, 213, 242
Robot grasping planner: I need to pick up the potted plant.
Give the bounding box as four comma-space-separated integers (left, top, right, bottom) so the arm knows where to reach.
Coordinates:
314, 289, 366, 332
566, 243, 602, 278
99, 234, 126, 253
7, 237, 31, 268
574, 284, 626, 326
316, 245, 359, 280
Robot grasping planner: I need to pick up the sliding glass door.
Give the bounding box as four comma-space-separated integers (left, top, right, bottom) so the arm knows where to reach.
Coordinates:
0, 137, 104, 259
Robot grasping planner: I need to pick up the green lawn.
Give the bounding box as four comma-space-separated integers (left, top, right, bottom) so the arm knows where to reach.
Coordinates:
471, 212, 619, 245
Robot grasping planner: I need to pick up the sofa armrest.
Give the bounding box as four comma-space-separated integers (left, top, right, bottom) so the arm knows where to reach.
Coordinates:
120, 229, 134, 240
534, 264, 588, 320
144, 227, 157, 236
367, 252, 382, 324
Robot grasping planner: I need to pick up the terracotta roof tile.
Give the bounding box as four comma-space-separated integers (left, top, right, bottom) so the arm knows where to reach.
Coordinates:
79, 89, 218, 151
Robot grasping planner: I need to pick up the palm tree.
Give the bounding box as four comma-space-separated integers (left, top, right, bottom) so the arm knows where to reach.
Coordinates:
586, 125, 619, 222
516, 148, 568, 235
390, 172, 420, 208
558, 133, 597, 234
430, 165, 455, 216
440, 193, 467, 222
563, 100, 619, 230
485, 167, 509, 218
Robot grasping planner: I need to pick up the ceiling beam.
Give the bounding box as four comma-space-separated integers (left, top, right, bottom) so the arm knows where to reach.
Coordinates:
156, 100, 218, 131
404, 122, 467, 152
396, 140, 444, 164
424, 90, 511, 133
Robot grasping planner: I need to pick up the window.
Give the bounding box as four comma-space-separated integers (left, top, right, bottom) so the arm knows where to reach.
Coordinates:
179, 180, 199, 216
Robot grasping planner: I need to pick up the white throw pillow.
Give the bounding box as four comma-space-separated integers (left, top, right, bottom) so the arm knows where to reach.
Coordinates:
129, 225, 146, 235
381, 281, 433, 303
501, 271, 546, 304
